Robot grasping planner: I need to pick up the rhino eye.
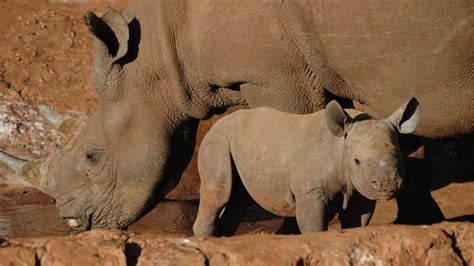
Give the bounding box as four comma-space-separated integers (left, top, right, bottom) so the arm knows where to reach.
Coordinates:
86, 151, 100, 165
354, 158, 361, 165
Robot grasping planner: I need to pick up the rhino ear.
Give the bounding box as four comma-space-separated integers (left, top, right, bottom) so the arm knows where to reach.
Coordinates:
387, 97, 420, 134
325, 100, 352, 137
86, 9, 129, 62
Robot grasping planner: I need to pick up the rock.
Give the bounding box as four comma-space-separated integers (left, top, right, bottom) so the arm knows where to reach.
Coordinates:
1, 223, 471, 265
6, 230, 128, 266
131, 239, 208, 266
0, 246, 37, 265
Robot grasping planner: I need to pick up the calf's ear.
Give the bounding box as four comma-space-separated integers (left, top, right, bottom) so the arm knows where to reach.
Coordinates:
325, 100, 351, 137
387, 97, 420, 134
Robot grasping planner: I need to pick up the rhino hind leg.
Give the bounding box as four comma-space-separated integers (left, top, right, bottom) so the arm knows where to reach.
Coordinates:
193, 193, 226, 237
215, 175, 254, 237
194, 131, 245, 237
193, 164, 230, 236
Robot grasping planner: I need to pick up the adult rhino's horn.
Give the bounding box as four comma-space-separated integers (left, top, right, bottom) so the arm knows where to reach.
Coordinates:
39, 105, 83, 145
0, 151, 54, 197
39, 105, 65, 128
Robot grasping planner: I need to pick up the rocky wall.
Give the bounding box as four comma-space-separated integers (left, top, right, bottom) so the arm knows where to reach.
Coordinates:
1, 222, 472, 266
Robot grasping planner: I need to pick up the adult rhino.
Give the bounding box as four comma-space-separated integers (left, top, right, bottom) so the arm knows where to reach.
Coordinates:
1, 0, 472, 230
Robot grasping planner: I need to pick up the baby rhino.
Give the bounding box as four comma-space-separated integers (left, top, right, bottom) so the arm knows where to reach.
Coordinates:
193, 98, 420, 236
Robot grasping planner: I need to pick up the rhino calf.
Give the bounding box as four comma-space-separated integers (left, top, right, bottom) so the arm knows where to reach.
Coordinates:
193, 99, 420, 236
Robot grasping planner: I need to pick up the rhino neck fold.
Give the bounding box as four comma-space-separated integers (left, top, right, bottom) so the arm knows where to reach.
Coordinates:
136, 0, 240, 120
334, 136, 353, 192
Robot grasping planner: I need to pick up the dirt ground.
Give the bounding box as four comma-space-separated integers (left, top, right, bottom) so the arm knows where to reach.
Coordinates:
0, 0, 473, 264
2, 222, 474, 265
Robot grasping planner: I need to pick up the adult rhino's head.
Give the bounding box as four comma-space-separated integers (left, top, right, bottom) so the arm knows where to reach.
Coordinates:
325, 98, 420, 201
0, 10, 200, 230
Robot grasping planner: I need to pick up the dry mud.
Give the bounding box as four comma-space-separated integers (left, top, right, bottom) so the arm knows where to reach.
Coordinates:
0, 0, 473, 265
2, 222, 473, 265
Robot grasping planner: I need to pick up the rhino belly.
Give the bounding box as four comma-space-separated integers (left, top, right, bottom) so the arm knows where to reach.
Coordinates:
237, 168, 296, 218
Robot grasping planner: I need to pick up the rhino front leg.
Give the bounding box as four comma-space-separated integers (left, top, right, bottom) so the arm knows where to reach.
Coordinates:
339, 191, 376, 229
295, 194, 328, 233
194, 132, 236, 237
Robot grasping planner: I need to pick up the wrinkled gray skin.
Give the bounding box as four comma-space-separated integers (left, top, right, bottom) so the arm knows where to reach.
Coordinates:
0, 0, 472, 229
194, 99, 420, 236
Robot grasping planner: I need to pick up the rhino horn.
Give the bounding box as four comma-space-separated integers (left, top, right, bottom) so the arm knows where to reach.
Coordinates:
39, 105, 83, 146
39, 105, 65, 128
0, 151, 54, 197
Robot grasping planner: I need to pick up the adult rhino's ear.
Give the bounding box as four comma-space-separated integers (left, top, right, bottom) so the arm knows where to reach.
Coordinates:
86, 10, 131, 101
86, 10, 129, 62
386, 97, 420, 134
325, 100, 352, 137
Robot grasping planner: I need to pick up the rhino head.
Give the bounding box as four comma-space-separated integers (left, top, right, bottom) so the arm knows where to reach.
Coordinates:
325, 98, 420, 200
0, 10, 201, 230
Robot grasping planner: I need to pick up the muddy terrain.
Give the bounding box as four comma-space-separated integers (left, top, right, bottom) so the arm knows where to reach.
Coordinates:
0, 0, 473, 264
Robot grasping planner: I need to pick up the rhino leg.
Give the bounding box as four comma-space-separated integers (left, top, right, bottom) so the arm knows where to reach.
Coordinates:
194, 134, 235, 237
193, 195, 225, 237
295, 194, 329, 233
339, 191, 376, 229
215, 176, 254, 237
193, 174, 230, 237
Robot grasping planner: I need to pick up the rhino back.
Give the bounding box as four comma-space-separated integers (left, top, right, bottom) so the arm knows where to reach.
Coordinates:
123, 0, 472, 138
193, 0, 473, 137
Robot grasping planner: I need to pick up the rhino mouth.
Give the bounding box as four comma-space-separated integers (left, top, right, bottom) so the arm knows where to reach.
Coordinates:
370, 190, 397, 200
366, 180, 402, 200
62, 214, 91, 231
65, 217, 83, 229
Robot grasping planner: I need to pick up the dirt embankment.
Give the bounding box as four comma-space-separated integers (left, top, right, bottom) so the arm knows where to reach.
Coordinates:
2, 222, 473, 265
